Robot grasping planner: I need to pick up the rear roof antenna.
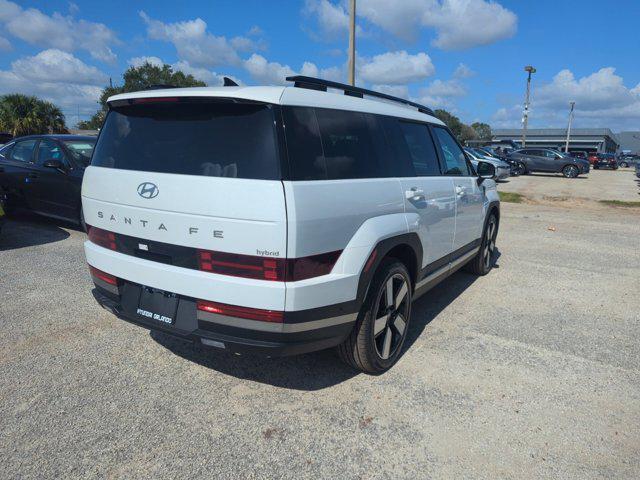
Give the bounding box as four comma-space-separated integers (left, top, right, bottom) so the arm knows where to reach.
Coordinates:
223, 77, 239, 87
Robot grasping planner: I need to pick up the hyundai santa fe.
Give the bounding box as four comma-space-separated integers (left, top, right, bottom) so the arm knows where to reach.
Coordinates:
83, 76, 500, 373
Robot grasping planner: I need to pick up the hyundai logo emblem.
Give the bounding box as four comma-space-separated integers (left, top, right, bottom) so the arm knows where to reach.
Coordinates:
137, 182, 159, 199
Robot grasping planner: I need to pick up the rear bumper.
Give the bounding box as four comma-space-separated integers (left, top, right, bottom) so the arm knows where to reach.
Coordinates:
92, 282, 357, 357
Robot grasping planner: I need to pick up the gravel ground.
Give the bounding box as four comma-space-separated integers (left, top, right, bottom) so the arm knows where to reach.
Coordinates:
1, 195, 639, 479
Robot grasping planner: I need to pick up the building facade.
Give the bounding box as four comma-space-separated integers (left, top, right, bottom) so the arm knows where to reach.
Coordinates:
492, 128, 620, 153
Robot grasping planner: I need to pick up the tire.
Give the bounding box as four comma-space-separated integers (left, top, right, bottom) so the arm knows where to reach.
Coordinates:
562, 164, 579, 178
338, 259, 412, 374
466, 212, 499, 276
620, 162, 628, 168
513, 162, 526, 175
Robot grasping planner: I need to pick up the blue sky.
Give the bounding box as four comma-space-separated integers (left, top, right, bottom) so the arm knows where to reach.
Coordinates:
1, 0, 639, 131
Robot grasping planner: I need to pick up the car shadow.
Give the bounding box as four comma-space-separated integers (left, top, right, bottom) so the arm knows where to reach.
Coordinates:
0, 212, 72, 251
150, 330, 359, 391
151, 249, 501, 390
403, 247, 502, 352
527, 173, 587, 179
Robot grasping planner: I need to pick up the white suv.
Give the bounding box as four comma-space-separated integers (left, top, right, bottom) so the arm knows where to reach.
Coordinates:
82, 76, 500, 373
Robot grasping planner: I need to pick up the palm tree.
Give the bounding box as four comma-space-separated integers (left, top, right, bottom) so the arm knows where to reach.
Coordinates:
0, 94, 68, 137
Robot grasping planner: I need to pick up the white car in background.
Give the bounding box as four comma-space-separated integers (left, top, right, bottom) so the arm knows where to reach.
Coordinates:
464, 147, 510, 180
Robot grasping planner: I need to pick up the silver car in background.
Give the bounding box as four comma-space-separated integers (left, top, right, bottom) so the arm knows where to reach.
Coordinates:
464, 147, 510, 180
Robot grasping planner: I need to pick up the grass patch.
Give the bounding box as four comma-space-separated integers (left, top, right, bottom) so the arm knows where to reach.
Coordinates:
599, 200, 640, 208
499, 191, 525, 203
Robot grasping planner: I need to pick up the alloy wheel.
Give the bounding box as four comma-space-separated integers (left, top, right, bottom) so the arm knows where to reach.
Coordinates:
483, 216, 497, 270
565, 165, 578, 178
373, 273, 410, 360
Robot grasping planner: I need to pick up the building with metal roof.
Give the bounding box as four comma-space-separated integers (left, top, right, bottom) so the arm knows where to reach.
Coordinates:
492, 128, 620, 153
616, 131, 640, 154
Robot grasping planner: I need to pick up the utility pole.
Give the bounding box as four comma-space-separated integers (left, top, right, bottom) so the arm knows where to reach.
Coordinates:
347, 0, 356, 86
564, 101, 575, 153
521, 65, 536, 148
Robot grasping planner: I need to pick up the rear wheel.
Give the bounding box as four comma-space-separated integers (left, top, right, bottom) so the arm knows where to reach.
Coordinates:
466, 212, 498, 276
338, 259, 412, 374
562, 164, 579, 178
620, 162, 629, 168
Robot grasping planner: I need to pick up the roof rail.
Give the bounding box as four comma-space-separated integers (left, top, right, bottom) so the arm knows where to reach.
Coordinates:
285, 75, 435, 116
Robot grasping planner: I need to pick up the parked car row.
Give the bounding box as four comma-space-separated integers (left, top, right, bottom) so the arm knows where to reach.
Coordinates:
463, 147, 511, 180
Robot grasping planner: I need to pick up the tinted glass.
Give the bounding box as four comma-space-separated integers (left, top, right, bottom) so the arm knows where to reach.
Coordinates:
315, 108, 383, 179
0, 143, 13, 158
397, 122, 440, 176
432, 127, 471, 176
92, 102, 280, 179
282, 107, 325, 180
10, 139, 36, 163
63, 140, 95, 166
37, 139, 66, 166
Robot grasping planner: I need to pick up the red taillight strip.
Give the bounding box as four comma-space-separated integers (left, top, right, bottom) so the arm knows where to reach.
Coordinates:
89, 265, 118, 286
131, 97, 180, 104
197, 300, 283, 323
87, 225, 116, 251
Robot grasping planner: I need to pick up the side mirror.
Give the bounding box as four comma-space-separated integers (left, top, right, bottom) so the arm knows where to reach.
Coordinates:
43, 159, 66, 172
476, 161, 495, 184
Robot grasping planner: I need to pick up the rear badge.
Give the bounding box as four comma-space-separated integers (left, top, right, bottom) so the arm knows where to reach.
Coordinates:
138, 243, 149, 251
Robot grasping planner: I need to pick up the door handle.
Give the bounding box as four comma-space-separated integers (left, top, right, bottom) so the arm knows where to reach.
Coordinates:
405, 187, 424, 199
455, 185, 466, 197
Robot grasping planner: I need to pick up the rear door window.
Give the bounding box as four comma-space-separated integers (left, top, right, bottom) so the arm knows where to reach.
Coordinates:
431, 127, 471, 176
36, 139, 68, 167
92, 101, 280, 180
396, 121, 441, 176
10, 139, 37, 163
315, 108, 384, 180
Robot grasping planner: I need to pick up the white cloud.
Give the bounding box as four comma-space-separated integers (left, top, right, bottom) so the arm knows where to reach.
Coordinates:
243, 54, 342, 85
0, 35, 11, 51
358, 51, 435, 85
0, 0, 118, 63
308, 0, 517, 50
12, 49, 108, 85
492, 68, 640, 130
453, 63, 475, 79
422, 79, 466, 98
140, 11, 244, 68
172, 60, 242, 86
128, 56, 164, 68
0, 50, 107, 121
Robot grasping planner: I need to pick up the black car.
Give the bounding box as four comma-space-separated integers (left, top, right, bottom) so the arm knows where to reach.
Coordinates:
475, 147, 520, 176
593, 153, 618, 170
507, 148, 590, 178
0, 134, 96, 228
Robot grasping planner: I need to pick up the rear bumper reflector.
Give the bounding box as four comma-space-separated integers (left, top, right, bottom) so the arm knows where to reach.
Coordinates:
197, 299, 284, 323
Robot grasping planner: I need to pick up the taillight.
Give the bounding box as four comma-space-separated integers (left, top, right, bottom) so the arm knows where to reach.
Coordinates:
89, 265, 118, 286
197, 249, 342, 282
87, 225, 116, 250
197, 300, 283, 323
198, 250, 286, 281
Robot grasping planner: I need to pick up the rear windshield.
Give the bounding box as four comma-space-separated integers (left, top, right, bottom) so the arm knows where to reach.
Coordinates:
92, 101, 280, 179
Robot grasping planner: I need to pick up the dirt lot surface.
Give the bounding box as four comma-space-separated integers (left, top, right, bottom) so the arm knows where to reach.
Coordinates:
1, 171, 639, 479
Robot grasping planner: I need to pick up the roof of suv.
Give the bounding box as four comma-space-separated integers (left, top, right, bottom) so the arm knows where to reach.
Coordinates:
107, 85, 445, 126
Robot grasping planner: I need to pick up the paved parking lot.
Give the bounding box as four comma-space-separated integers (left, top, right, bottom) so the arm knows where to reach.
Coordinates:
1, 171, 639, 479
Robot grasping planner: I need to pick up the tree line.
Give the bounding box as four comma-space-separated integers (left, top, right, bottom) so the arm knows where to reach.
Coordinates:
1, 61, 492, 143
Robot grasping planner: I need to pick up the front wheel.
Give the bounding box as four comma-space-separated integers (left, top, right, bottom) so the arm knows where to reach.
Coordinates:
514, 162, 526, 175
562, 165, 579, 178
338, 259, 412, 374
620, 162, 628, 168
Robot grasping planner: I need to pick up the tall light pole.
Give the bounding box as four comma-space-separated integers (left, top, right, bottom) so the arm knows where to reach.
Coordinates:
347, 0, 356, 86
564, 101, 575, 153
521, 65, 536, 148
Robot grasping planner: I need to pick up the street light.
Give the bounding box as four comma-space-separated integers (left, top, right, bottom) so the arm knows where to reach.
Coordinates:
564, 101, 575, 153
522, 65, 536, 148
